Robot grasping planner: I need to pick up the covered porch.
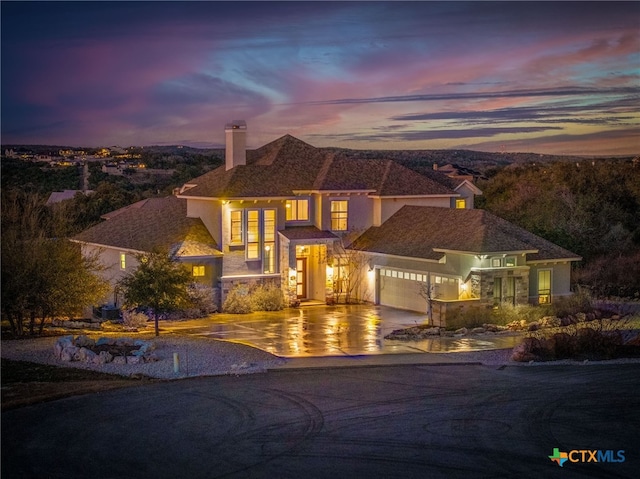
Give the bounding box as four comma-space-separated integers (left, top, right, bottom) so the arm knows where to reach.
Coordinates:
278, 227, 338, 306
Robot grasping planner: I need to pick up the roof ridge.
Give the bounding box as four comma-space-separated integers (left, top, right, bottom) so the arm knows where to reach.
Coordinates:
377, 160, 394, 193
312, 152, 337, 190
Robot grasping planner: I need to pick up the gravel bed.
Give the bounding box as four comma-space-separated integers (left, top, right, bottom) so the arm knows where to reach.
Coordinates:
1, 335, 286, 379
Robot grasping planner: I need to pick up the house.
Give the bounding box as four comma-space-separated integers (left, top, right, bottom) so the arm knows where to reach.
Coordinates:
73, 196, 222, 308
73, 121, 581, 324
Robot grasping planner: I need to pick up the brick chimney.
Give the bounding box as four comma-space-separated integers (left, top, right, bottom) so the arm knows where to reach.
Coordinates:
225, 120, 247, 170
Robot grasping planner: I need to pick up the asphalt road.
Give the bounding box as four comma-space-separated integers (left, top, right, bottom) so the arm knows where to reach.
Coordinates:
2, 363, 639, 479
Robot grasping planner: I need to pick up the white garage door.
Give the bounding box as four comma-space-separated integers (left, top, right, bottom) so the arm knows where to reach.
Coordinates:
378, 268, 428, 313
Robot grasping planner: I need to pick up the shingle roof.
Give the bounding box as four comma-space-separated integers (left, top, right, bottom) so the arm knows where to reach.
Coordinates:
351, 206, 581, 262
72, 196, 221, 257
178, 135, 457, 198
279, 226, 338, 241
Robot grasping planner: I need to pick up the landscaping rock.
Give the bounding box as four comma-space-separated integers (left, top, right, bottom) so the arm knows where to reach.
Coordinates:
112, 356, 127, 365
77, 347, 97, 362
96, 337, 115, 346
455, 327, 468, 335
93, 351, 113, 365
75, 335, 95, 348
471, 327, 486, 334
60, 346, 79, 362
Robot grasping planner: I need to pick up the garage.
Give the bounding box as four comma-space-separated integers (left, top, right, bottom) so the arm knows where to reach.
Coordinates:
378, 268, 428, 313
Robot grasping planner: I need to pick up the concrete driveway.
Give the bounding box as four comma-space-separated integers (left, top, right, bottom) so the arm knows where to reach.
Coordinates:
3, 363, 638, 478
162, 304, 522, 357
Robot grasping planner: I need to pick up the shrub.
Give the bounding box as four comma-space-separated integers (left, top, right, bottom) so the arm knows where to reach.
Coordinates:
550, 290, 594, 318
188, 284, 218, 316
445, 306, 494, 330
222, 284, 253, 314
122, 310, 149, 328
492, 303, 546, 325
251, 282, 284, 311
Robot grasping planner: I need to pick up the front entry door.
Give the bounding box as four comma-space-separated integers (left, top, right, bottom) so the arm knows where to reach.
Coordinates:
296, 258, 307, 299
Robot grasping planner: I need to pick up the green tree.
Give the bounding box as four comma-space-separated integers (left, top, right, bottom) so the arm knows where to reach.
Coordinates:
1, 191, 109, 336
117, 250, 194, 336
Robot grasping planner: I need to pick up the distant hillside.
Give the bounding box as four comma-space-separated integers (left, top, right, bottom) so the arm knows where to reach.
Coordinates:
323, 147, 634, 174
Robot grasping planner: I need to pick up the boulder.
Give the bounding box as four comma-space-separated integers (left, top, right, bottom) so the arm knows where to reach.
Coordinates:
75, 334, 95, 348
77, 347, 97, 362
423, 327, 441, 336
112, 356, 127, 365
126, 356, 141, 365
93, 351, 113, 365
96, 337, 115, 346
115, 337, 134, 347
471, 327, 486, 334
527, 322, 540, 332
576, 312, 586, 323
60, 346, 79, 362
511, 337, 542, 362
454, 327, 468, 335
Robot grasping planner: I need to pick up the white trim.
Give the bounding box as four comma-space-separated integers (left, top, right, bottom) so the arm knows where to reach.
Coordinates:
221, 273, 281, 280
527, 257, 581, 264
349, 250, 442, 264
434, 248, 538, 256
369, 194, 458, 199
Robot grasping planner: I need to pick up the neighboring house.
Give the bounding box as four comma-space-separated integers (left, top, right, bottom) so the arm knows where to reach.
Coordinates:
72, 196, 222, 309
46, 189, 94, 205
73, 121, 581, 324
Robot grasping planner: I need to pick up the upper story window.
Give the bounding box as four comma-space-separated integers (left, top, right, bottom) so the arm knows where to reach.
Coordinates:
505, 256, 516, 267
246, 210, 260, 259
286, 199, 309, 221
192, 265, 205, 277
456, 198, 466, 209
330, 200, 348, 231
120, 253, 126, 270
230, 210, 243, 245
491, 258, 502, 268
263, 209, 276, 273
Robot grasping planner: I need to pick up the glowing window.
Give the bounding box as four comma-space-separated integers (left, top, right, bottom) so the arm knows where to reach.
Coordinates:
120, 253, 126, 269
230, 210, 243, 244
492, 258, 502, 268
263, 209, 276, 273
192, 265, 205, 277
330, 200, 348, 231
538, 270, 552, 304
456, 199, 466, 209
246, 210, 260, 260
285, 199, 309, 221
505, 257, 516, 267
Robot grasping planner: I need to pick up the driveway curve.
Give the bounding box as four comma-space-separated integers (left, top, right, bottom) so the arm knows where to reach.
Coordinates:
3, 363, 638, 478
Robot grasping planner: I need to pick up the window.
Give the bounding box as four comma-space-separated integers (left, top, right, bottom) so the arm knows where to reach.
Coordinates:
120, 253, 126, 270
230, 210, 243, 244
330, 200, 348, 231
192, 265, 205, 277
263, 209, 276, 273
285, 199, 309, 221
491, 258, 502, 268
246, 210, 260, 260
456, 198, 466, 209
505, 257, 516, 267
493, 277, 502, 303
538, 270, 552, 304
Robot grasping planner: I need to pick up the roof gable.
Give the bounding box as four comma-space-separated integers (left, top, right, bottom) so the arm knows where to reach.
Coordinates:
179, 134, 457, 198
73, 196, 220, 256
351, 206, 581, 261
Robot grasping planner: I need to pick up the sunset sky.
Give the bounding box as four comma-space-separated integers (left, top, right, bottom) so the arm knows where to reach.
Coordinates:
2, 1, 638, 155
